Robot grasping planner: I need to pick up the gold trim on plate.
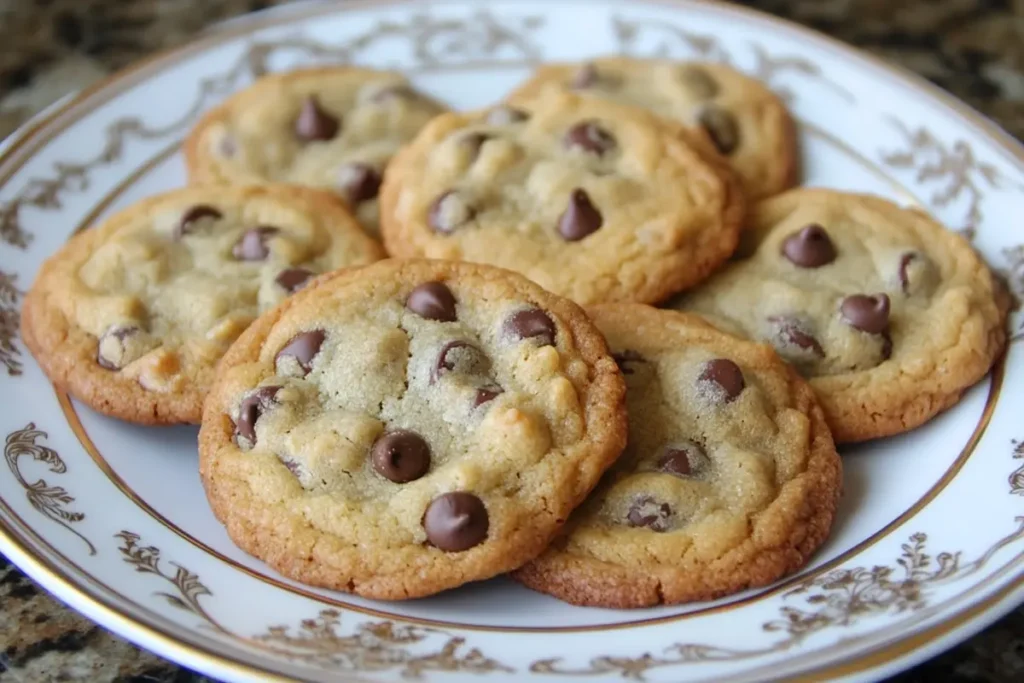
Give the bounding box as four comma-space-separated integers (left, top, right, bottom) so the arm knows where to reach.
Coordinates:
0, 0, 1022, 680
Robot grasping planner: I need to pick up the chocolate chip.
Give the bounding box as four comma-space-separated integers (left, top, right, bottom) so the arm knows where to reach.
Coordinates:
486, 106, 528, 126
295, 95, 340, 142
564, 121, 615, 155
571, 63, 599, 89
406, 281, 457, 322
423, 492, 489, 551
460, 132, 492, 161
176, 205, 222, 239
371, 429, 431, 483
881, 333, 894, 360
233, 226, 279, 261
233, 386, 281, 447
428, 191, 474, 233
433, 341, 490, 383
474, 387, 502, 407
280, 457, 302, 478
218, 134, 238, 158
337, 163, 381, 205
558, 188, 603, 241
840, 294, 890, 334
612, 350, 645, 375
898, 253, 916, 293
96, 326, 140, 370
781, 224, 836, 268
505, 309, 556, 346
698, 358, 745, 403
768, 316, 824, 358
657, 442, 706, 477
698, 106, 739, 155
275, 330, 326, 376
276, 268, 314, 293
680, 66, 719, 99
626, 496, 672, 532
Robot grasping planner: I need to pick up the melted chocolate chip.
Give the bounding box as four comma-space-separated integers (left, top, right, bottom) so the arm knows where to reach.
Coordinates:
680, 66, 719, 99
233, 385, 281, 447
768, 316, 824, 358
474, 387, 502, 407
280, 457, 302, 478
176, 205, 222, 239
698, 358, 745, 403
626, 496, 672, 532
295, 96, 340, 142
612, 350, 646, 375
337, 163, 381, 205
558, 188, 603, 241
571, 63, 599, 89
486, 106, 528, 126
657, 442, 706, 477
428, 191, 475, 233
433, 341, 490, 382
564, 121, 615, 155
276, 268, 314, 294
371, 430, 431, 483
275, 330, 326, 376
782, 224, 837, 268
96, 326, 140, 370
406, 282, 457, 322
505, 309, 556, 346
840, 294, 890, 334
233, 226, 279, 261
698, 106, 739, 155
423, 492, 489, 551
898, 252, 917, 293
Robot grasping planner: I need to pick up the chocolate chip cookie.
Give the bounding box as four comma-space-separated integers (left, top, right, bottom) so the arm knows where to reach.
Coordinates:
198, 259, 627, 599
512, 304, 841, 607
508, 57, 797, 201
184, 67, 447, 238
22, 185, 384, 425
672, 189, 1008, 443
379, 90, 744, 306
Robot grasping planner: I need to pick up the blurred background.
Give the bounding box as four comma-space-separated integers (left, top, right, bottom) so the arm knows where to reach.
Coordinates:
0, 1, 1021, 682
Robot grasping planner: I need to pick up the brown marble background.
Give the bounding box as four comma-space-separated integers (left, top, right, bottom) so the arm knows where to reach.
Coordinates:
0, 0, 1022, 681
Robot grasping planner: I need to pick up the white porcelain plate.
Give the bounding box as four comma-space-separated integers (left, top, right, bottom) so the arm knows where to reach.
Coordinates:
2, 1, 1023, 681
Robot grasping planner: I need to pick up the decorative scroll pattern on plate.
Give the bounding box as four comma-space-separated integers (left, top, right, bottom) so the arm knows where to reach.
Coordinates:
116, 531, 513, 678
4, 423, 94, 555
0, 271, 21, 376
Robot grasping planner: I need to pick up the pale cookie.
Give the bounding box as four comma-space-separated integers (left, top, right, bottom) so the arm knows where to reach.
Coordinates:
198, 259, 627, 599
672, 189, 1008, 443
22, 185, 384, 425
184, 67, 447, 238
508, 57, 797, 200
512, 304, 841, 608
380, 90, 744, 306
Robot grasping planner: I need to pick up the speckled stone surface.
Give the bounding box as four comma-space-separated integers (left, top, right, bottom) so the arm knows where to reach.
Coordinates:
0, 0, 1022, 681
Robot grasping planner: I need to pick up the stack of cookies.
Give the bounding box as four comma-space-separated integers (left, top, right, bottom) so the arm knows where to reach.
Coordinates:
21, 58, 1008, 606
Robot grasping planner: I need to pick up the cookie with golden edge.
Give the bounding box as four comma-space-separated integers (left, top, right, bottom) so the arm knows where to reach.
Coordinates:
379, 89, 744, 306
199, 259, 627, 599
22, 184, 384, 425
513, 304, 841, 608
184, 66, 447, 238
672, 188, 1008, 443
508, 57, 798, 200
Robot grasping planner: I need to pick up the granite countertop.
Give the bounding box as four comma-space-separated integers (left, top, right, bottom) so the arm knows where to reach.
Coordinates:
0, 0, 1023, 681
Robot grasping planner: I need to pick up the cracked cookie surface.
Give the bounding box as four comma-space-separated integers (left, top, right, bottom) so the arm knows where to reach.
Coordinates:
198, 259, 627, 599
508, 57, 797, 201
512, 304, 841, 608
21, 184, 384, 424
184, 67, 447, 238
380, 90, 743, 306
672, 189, 1008, 443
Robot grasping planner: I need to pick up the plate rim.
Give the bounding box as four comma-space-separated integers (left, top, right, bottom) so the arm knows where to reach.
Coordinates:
0, 1, 1022, 681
